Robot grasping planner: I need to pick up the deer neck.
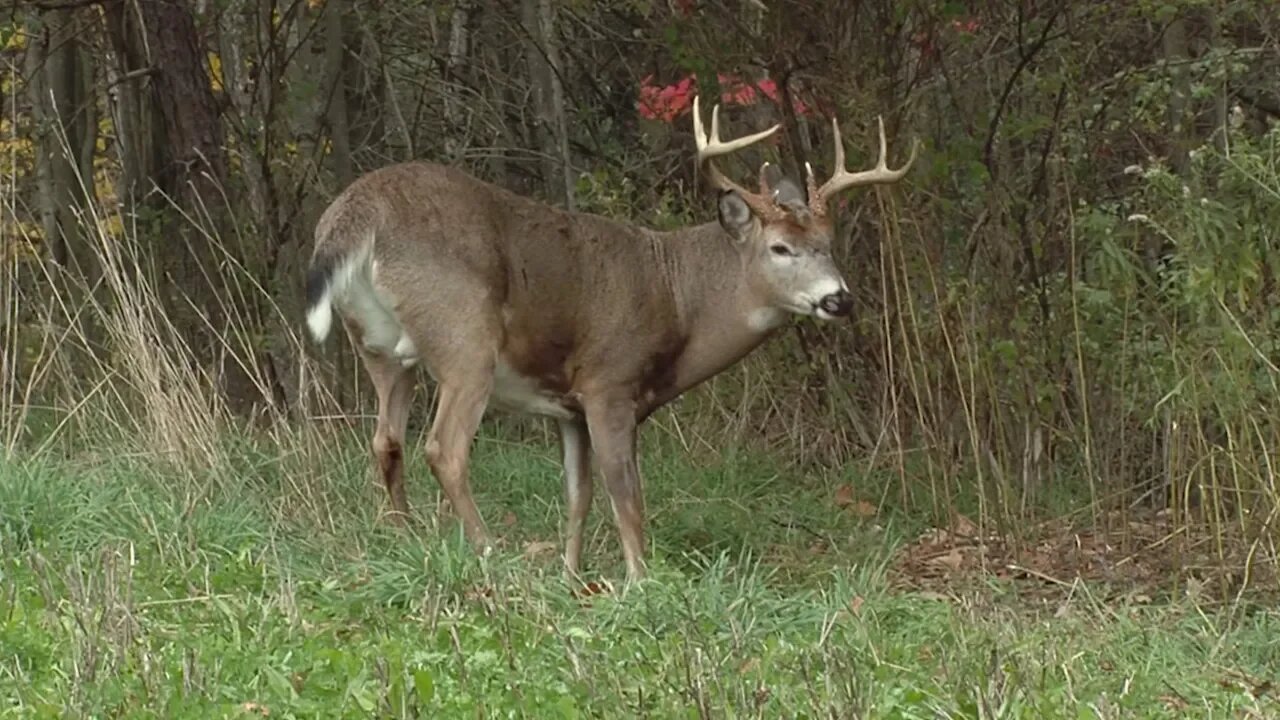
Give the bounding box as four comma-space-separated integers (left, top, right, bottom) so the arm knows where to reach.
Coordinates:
651, 222, 787, 406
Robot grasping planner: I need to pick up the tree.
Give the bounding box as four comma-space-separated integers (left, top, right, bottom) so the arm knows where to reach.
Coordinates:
25, 6, 95, 271
136, 0, 226, 200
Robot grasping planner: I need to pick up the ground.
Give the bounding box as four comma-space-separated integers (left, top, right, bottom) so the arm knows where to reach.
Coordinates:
1, 432, 1278, 718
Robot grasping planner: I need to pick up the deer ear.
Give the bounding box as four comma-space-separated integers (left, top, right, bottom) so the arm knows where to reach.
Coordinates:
773, 177, 807, 210
717, 190, 755, 242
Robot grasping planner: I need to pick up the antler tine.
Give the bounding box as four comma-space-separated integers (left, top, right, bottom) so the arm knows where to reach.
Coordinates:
809, 114, 919, 217
694, 99, 780, 156
832, 117, 846, 178
693, 95, 783, 217
758, 162, 775, 198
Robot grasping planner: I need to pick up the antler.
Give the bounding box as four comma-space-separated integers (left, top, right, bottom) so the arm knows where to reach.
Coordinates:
692, 97, 784, 220
806, 115, 918, 218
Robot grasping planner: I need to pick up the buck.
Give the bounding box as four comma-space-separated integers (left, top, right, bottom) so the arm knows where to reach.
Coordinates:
304, 97, 916, 582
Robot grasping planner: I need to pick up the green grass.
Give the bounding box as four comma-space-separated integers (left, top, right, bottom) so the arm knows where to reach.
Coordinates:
1, 432, 1278, 719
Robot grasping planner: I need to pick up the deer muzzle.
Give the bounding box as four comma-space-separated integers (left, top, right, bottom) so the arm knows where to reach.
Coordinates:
817, 289, 854, 319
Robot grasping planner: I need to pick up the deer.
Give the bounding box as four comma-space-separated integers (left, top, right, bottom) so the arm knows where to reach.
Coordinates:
303, 96, 916, 583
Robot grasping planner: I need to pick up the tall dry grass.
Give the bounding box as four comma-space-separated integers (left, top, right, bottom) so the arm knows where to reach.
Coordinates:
0, 125, 371, 530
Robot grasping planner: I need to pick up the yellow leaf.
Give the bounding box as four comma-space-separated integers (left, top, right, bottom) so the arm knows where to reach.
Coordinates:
207, 51, 224, 93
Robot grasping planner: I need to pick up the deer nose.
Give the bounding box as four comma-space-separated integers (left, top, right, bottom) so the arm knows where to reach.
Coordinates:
818, 289, 853, 318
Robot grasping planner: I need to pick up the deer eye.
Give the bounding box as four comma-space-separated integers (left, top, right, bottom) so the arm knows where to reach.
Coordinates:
770, 244, 796, 257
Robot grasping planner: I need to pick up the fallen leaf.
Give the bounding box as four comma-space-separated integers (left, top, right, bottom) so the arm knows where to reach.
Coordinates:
523, 540, 558, 559
852, 500, 877, 518
573, 580, 614, 600
920, 528, 952, 545
951, 512, 979, 537
848, 595, 865, 616
927, 549, 965, 571
833, 484, 855, 507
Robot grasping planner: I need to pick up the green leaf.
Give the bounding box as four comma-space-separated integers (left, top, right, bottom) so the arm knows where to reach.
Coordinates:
413, 667, 435, 704
992, 339, 1019, 367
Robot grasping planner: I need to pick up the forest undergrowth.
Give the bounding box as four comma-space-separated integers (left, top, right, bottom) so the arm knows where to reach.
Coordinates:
3, 126, 1280, 717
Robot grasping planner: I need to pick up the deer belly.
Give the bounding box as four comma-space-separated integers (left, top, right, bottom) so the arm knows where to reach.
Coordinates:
489, 361, 575, 420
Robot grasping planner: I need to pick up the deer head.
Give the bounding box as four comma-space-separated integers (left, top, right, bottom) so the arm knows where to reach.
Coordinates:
694, 97, 918, 321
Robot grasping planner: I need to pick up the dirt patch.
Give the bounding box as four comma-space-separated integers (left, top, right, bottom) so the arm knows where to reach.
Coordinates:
887, 509, 1277, 602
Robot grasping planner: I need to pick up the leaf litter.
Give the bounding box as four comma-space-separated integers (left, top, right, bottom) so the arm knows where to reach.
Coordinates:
887, 507, 1277, 603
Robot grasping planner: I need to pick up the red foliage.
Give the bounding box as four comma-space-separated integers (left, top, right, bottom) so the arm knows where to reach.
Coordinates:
911, 16, 982, 62
637, 72, 811, 124
637, 75, 696, 122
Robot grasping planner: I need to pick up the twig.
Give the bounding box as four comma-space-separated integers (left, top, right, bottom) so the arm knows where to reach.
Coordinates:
1005, 562, 1073, 588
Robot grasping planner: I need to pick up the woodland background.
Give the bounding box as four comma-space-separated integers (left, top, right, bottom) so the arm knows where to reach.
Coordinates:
3, 0, 1280, 595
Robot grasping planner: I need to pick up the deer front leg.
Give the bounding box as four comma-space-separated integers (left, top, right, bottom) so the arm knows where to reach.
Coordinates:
558, 418, 593, 579
582, 396, 646, 582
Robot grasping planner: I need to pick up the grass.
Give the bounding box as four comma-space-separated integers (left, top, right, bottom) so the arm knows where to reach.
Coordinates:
2, 431, 1278, 719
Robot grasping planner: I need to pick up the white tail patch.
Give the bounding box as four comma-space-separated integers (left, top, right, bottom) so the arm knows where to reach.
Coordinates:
306, 242, 371, 343
394, 333, 419, 367
306, 299, 334, 342
307, 242, 420, 366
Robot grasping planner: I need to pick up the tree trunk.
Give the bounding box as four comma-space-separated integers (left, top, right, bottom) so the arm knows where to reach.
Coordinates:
520, 0, 574, 208
138, 0, 227, 200
539, 0, 574, 210
325, 0, 354, 188
1162, 12, 1192, 175
135, 0, 265, 414
27, 8, 92, 271
283, 0, 362, 413
24, 13, 56, 265
103, 1, 155, 204
443, 0, 472, 162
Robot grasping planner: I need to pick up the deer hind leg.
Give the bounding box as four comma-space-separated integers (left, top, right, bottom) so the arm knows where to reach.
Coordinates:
345, 314, 418, 526
424, 366, 495, 551
369, 362, 415, 525
558, 418, 593, 579
581, 395, 646, 582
